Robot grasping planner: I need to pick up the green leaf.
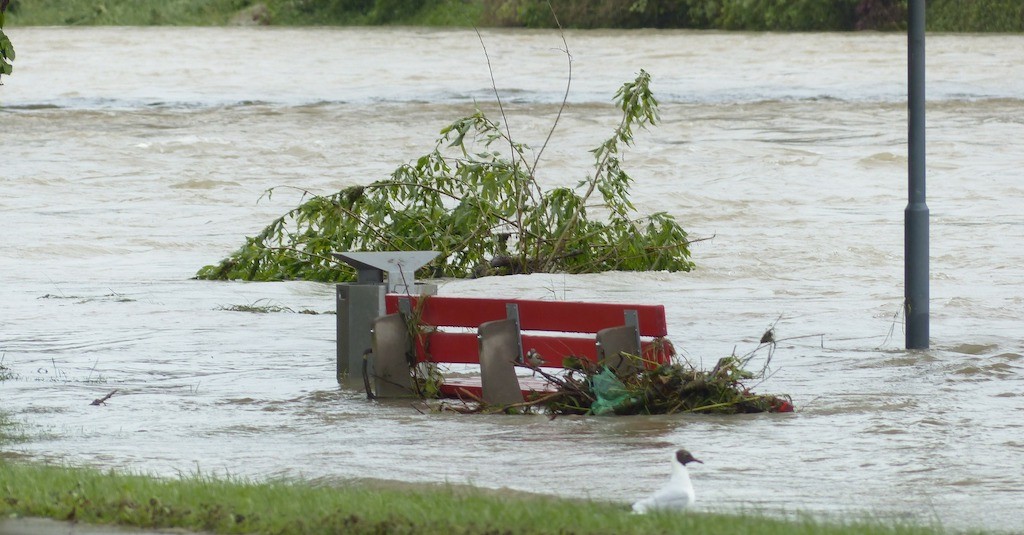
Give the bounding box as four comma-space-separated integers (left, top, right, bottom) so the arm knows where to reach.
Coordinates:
0, 32, 14, 62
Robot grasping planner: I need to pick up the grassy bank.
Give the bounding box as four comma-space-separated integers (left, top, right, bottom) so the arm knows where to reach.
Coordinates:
0, 462, 962, 535
4, 0, 1023, 31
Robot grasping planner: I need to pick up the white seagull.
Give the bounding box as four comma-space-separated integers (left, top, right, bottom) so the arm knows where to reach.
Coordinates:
631, 449, 702, 514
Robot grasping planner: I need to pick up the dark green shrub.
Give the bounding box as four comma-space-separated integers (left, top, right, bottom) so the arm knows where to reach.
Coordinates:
714, 0, 858, 31
854, 0, 906, 31
929, 0, 1024, 31
370, 0, 426, 23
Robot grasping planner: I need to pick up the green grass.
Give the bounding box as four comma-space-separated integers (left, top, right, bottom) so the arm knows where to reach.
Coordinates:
0, 461, 964, 535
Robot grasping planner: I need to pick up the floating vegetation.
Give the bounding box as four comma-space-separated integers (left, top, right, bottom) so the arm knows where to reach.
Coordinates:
90, 389, 117, 406
38, 291, 135, 303
218, 303, 295, 314
0, 355, 12, 382
216, 300, 326, 314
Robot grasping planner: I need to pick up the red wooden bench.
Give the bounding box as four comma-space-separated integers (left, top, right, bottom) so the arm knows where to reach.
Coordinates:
368, 294, 675, 404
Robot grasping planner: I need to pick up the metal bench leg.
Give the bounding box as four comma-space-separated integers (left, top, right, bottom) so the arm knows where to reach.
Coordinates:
478, 317, 524, 406
370, 313, 415, 398
596, 309, 643, 376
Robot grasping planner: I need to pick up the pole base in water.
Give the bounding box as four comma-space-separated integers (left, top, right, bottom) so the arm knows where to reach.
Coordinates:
905, 202, 929, 349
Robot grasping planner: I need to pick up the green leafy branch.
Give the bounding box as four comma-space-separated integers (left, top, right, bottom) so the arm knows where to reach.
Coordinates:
197, 33, 694, 283
197, 70, 694, 282
0, 0, 15, 82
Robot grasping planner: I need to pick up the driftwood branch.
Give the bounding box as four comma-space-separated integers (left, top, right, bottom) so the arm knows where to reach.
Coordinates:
90, 390, 117, 406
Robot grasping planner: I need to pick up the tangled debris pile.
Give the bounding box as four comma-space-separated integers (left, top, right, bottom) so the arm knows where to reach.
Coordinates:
437, 342, 793, 416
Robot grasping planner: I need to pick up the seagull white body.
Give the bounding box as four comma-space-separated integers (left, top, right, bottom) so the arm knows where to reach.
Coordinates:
632, 449, 701, 514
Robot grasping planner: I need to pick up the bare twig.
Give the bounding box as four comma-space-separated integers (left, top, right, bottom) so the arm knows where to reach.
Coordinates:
473, 27, 519, 171
494, 391, 565, 412
877, 305, 904, 349
776, 333, 827, 343
531, 1, 573, 175
362, 349, 376, 401
259, 246, 339, 266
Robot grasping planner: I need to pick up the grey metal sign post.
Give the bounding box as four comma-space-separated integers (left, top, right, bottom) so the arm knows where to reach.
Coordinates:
333, 251, 439, 386
905, 0, 929, 349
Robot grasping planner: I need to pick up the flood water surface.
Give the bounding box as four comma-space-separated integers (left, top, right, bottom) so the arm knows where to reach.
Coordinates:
2, 27, 1024, 532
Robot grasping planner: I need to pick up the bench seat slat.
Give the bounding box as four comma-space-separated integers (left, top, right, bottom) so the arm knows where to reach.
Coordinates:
440, 376, 557, 399
386, 295, 668, 337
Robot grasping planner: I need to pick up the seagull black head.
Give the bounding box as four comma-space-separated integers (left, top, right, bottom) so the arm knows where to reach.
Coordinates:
675, 449, 703, 465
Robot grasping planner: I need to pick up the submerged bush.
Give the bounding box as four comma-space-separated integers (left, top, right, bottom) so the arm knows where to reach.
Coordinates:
197, 70, 695, 282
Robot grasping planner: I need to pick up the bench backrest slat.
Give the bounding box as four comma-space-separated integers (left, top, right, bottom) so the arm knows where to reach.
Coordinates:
385, 295, 668, 337
418, 331, 671, 365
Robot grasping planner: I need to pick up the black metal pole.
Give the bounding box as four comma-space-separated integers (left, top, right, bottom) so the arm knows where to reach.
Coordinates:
905, 0, 929, 349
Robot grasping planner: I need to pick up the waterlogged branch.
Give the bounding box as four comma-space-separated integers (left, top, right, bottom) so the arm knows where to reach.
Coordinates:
265, 186, 404, 248
543, 70, 659, 271
197, 40, 692, 282
527, 2, 574, 267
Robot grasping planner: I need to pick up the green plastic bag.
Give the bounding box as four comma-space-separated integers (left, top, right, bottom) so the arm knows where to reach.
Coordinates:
589, 367, 634, 415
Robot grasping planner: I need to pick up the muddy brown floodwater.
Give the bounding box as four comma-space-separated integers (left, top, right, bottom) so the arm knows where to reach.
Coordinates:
2, 27, 1023, 533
